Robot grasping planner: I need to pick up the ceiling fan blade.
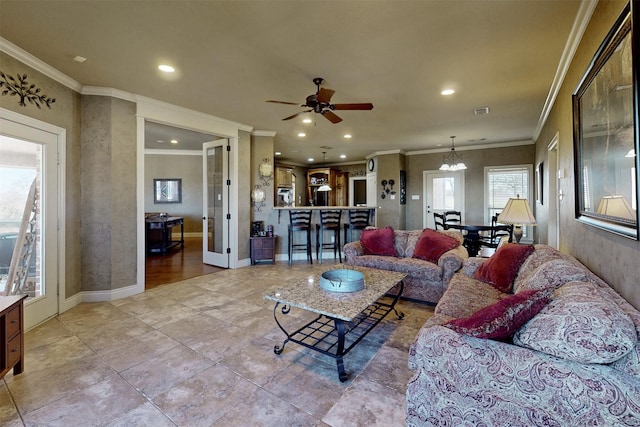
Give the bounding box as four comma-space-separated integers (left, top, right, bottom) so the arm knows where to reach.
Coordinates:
282, 110, 312, 121
322, 110, 343, 124
266, 100, 301, 105
317, 88, 335, 104
333, 103, 374, 110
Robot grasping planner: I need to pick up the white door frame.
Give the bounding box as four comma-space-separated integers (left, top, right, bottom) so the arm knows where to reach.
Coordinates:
136, 98, 243, 294
0, 108, 66, 329
202, 139, 230, 267
547, 133, 560, 249
349, 176, 367, 206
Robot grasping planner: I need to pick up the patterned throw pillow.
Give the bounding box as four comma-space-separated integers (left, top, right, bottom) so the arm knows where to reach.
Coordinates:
413, 228, 460, 263
444, 288, 551, 339
513, 281, 637, 364
360, 226, 397, 256
474, 243, 534, 293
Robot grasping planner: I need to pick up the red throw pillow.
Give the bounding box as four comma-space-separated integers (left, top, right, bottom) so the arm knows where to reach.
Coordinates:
444, 288, 551, 339
474, 243, 534, 292
413, 228, 459, 263
360, 227, 397, 256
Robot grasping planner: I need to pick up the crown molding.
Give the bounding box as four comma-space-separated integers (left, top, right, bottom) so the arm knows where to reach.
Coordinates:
0, 36, 82, 92
534, 0, 598, 140
406, 139, 533, 156
252, 130, 277, 137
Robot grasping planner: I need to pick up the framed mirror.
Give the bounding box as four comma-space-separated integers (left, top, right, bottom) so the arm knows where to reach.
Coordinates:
573, 3, 638, 238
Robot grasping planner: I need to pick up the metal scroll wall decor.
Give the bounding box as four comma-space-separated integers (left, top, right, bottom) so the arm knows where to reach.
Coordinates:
0, 71, 56, 109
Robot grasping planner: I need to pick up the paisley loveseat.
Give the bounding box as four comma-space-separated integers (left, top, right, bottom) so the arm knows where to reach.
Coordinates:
407, 244, 640, 426
344, 228, 468, 304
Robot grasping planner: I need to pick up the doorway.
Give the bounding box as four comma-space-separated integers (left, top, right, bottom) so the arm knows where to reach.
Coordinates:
0, 109, 64, 330
349, 176, 367, 206
423, 170, 465, 228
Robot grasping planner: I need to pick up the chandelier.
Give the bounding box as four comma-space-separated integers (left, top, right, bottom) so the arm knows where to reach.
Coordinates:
439, 136, 467, 171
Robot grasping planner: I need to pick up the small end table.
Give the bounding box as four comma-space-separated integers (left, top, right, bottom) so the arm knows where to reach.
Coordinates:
250, 235, 276, 265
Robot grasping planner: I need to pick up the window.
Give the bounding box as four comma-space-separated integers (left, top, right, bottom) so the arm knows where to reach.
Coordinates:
485, 165, 533, 238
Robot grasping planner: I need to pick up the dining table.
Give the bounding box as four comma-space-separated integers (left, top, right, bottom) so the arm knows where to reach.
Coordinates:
444, 224, 497, 257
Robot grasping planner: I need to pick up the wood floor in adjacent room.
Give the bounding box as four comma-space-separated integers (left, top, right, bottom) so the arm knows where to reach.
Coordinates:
145, 236, 224, 289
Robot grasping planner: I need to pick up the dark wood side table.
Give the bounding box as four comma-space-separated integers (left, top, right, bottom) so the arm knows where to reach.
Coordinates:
146, 216, 184, 255
1, 295, 27, 378
250, 236, 276, 265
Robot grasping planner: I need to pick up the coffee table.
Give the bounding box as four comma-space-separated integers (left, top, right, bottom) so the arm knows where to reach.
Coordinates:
264, 266, 406, 382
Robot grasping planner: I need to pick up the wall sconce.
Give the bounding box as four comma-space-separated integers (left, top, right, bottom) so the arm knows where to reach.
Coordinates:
251, 185, 266, 212
258, 158, 273, 186
380, 179, 395, 199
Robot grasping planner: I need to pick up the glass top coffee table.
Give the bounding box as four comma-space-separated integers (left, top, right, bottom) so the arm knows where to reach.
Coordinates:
264, 266, 406, 382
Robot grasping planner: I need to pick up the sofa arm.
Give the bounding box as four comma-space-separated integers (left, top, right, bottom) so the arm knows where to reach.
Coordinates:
344, 241, 364, 263
460, 256, 485, 277
407, 326, 640, 426
437, 245, 467, 284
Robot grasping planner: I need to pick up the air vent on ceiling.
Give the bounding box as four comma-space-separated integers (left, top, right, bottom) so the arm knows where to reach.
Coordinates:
474, 106, 490, 116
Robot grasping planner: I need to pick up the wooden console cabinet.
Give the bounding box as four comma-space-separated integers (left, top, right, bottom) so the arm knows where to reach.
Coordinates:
1, 295, 27, 378
250, 236, 276, 265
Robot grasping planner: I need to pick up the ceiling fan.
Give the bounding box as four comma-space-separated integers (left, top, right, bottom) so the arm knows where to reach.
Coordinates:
266, 77, 374, 124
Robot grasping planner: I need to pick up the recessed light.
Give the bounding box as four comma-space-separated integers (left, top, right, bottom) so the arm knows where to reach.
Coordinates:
441, 89, 455, 96
298, 132, 306, 137
73, 55, 87, 63
340, 154, 346, 159
170, 139, 178, 144
158, 64, 175, 73
302, 118, 312, 124
344, 134, 352, 139
275, 151, 282, 156
156, 140, 165, 144
308, 158, 314, 162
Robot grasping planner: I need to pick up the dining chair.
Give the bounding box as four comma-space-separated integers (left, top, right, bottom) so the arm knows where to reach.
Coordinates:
443, 210, 462, 226
433, 212, 446, 230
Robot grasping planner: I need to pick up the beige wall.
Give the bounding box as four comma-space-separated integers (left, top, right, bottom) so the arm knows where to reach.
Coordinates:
81, 95, 137, 291
145, 153, 203, 233
535, 0, 639, 309
405, 145, 535, 230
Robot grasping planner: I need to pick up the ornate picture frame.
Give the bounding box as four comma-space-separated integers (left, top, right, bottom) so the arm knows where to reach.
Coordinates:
153, 178, 182, 204
572, 3, 638, 239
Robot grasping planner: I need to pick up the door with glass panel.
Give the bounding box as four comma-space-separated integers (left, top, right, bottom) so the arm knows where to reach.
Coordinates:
423, 170, 465, 229
202, 139, 229, 267
0, 118, 59, 329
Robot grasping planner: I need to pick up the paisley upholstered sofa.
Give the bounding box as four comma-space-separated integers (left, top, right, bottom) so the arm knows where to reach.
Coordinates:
407, 244, 640, 426
344, 227, 468, 304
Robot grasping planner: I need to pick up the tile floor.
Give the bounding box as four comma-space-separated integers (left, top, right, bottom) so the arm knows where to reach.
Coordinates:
1, 262, 434, 426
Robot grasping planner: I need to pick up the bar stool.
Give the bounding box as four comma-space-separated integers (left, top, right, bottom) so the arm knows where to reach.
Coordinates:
316, 209, 342, 264
288, 210, 313, 265
343, 209, 372, 244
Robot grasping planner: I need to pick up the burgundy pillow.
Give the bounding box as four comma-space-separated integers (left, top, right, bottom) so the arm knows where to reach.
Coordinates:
413, 228, 459, 263
474, 243, 534, 292
360, 227, 397, 256
444, 288, 551, 339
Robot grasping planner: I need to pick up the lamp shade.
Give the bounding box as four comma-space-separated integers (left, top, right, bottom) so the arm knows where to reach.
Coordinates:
596, 195, 635, 220
317, 184, 332, 192
497, 197, 537, 226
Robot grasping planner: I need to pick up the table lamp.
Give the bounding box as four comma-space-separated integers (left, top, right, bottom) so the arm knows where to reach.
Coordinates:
497, 196, 537, 243
596, 195, 635, 220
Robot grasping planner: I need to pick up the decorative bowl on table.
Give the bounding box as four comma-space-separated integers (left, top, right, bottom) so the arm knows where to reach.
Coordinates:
319, 269, 365, 293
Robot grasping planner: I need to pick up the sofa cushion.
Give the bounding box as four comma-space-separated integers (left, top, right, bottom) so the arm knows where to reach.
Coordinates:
360, 227, 397, 256
413, 228, 460, 263
514, 259, 594, 294
474, 243, 534, 292
444, 288, 551, 339
513, 281, 638, 364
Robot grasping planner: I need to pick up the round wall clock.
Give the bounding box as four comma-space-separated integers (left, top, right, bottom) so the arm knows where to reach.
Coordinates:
368, 159, 375, 172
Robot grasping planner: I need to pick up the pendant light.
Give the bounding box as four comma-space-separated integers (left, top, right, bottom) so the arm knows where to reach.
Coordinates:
439, 136, 467, 171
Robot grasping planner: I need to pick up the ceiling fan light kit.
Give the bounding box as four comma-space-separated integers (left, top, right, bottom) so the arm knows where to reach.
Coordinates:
266, 77, 373, 124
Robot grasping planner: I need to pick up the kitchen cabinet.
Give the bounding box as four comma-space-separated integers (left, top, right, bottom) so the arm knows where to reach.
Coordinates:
307, 168, 348, 206
276, 166, 293, 188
